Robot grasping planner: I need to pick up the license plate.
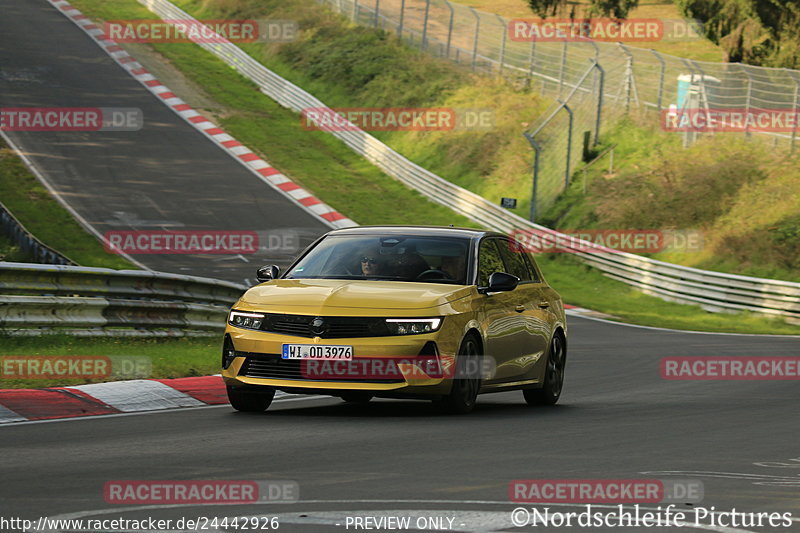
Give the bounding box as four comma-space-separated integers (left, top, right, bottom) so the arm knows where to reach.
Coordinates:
281, 344, 353, 360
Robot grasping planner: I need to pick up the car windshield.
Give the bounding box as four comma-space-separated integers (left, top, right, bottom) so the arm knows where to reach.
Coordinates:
285, 234, 470, 284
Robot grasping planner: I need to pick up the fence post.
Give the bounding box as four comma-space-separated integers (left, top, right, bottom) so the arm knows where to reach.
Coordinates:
421, 0, 431, 50
496, 14, 507, 76
374, 0, 380, 27
593, 61, 604, 146
789, 70, 799, 152
651, 49, 665, 112
470, 7, 480, 71
679, 59, 699, 147
353, 0, 359, 21
527, 37, 536, 85
619, 43, 634, 113
523, 133, 541, 222
558, 39, 568, 95
740, 65, 753, 137
445, 1, 455, 58
562, 101, 574, 190
397, 0, 405, 37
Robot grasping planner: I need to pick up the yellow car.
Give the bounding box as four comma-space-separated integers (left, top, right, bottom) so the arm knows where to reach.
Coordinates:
222, 226, 567, 414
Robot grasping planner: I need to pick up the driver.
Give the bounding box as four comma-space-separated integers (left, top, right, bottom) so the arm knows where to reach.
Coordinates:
359, 252, 382, 276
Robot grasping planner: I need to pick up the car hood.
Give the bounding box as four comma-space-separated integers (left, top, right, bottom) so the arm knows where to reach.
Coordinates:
238, 279, 473, 312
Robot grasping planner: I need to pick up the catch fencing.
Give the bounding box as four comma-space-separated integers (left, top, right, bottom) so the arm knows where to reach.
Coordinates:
129, 0, 800, 323
0, 262, 245, 336
318, 0, 800, 215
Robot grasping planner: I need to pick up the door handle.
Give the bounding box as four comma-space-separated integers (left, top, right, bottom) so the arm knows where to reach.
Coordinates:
515, 305, 526, 313
538, 301, 550, 309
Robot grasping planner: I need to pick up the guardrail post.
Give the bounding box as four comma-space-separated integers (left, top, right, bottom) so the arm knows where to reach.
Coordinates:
593, 61, 604, 146
651, 49, 665, 112
445, 1, 455, 58
374, 0, 380, 27
353, 0, 359, 21
397, 0, 405, 37
562, 101, 574, 190
470, 8, 480, 71
496, 14, 507, 76
523, 133, 541, 222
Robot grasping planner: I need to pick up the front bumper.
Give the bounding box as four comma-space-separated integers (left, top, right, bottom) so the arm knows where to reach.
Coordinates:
222, 326, 458, 396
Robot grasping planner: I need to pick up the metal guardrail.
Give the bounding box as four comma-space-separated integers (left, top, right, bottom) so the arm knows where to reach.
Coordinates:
134, 0, 800, 323
0, 201, 76, 266
0, 262, 246, 336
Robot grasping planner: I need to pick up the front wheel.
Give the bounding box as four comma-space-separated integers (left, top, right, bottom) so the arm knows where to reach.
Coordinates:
227, 385, 275, 412
523, 333, 566, 406
436, 334, 481, 414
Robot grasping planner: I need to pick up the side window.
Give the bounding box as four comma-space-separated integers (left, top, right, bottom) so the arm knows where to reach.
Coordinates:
498, 239, 532, 281
520, 252, 541, 282
477, 239, 505, 287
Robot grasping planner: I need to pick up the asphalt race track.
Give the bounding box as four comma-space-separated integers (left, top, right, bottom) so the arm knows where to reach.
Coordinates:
0, 0, 330, 285
1, 1, 799, 532
2, 316, 799, 532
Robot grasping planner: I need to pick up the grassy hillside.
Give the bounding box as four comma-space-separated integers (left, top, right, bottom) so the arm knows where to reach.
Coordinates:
48, 0, 800, 333
542, 115, 800, 281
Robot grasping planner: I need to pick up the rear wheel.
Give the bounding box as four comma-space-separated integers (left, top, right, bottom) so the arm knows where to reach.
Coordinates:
524, 333, 566, 406
227, 385, 275, 412
340, 391, 374, 403
437, 334, 481, 414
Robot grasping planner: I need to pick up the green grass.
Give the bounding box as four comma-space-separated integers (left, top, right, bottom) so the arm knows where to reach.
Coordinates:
60, 0, 800, 337
0, 139, 134, 269
542, 116, 800, 282
0, 233, 33, 263
0, 335, 221, 389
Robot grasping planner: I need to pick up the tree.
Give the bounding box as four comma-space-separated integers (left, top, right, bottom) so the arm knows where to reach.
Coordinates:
527, 0, 640, 19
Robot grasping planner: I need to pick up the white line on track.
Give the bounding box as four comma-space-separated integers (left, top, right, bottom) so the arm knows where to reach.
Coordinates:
566, 310, 800, 338
0, 394, 318, 428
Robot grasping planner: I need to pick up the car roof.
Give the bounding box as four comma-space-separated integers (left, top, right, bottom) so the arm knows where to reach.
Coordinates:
325, 225, 505, 240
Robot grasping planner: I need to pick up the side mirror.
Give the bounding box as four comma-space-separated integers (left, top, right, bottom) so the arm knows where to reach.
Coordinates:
256, 265, 280, 283
487, 271, 519, 292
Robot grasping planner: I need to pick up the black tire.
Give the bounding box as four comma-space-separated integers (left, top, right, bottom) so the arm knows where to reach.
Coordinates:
524, 333, 566, 406
436, 334, 482, 414
340, 391, 374, 403
227, 385, 275, 412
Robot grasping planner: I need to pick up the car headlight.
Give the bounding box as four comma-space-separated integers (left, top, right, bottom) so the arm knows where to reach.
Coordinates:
385, 318, 442, 335
228, 310, 265, 330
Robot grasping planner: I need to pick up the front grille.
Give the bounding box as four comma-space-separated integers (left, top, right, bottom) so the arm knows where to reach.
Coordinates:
238, 354, 404, 383
260, 314, 390, 339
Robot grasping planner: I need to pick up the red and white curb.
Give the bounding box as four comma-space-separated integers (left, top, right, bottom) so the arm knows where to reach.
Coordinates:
0, 375, 268, 424
48, 0, 356, 230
